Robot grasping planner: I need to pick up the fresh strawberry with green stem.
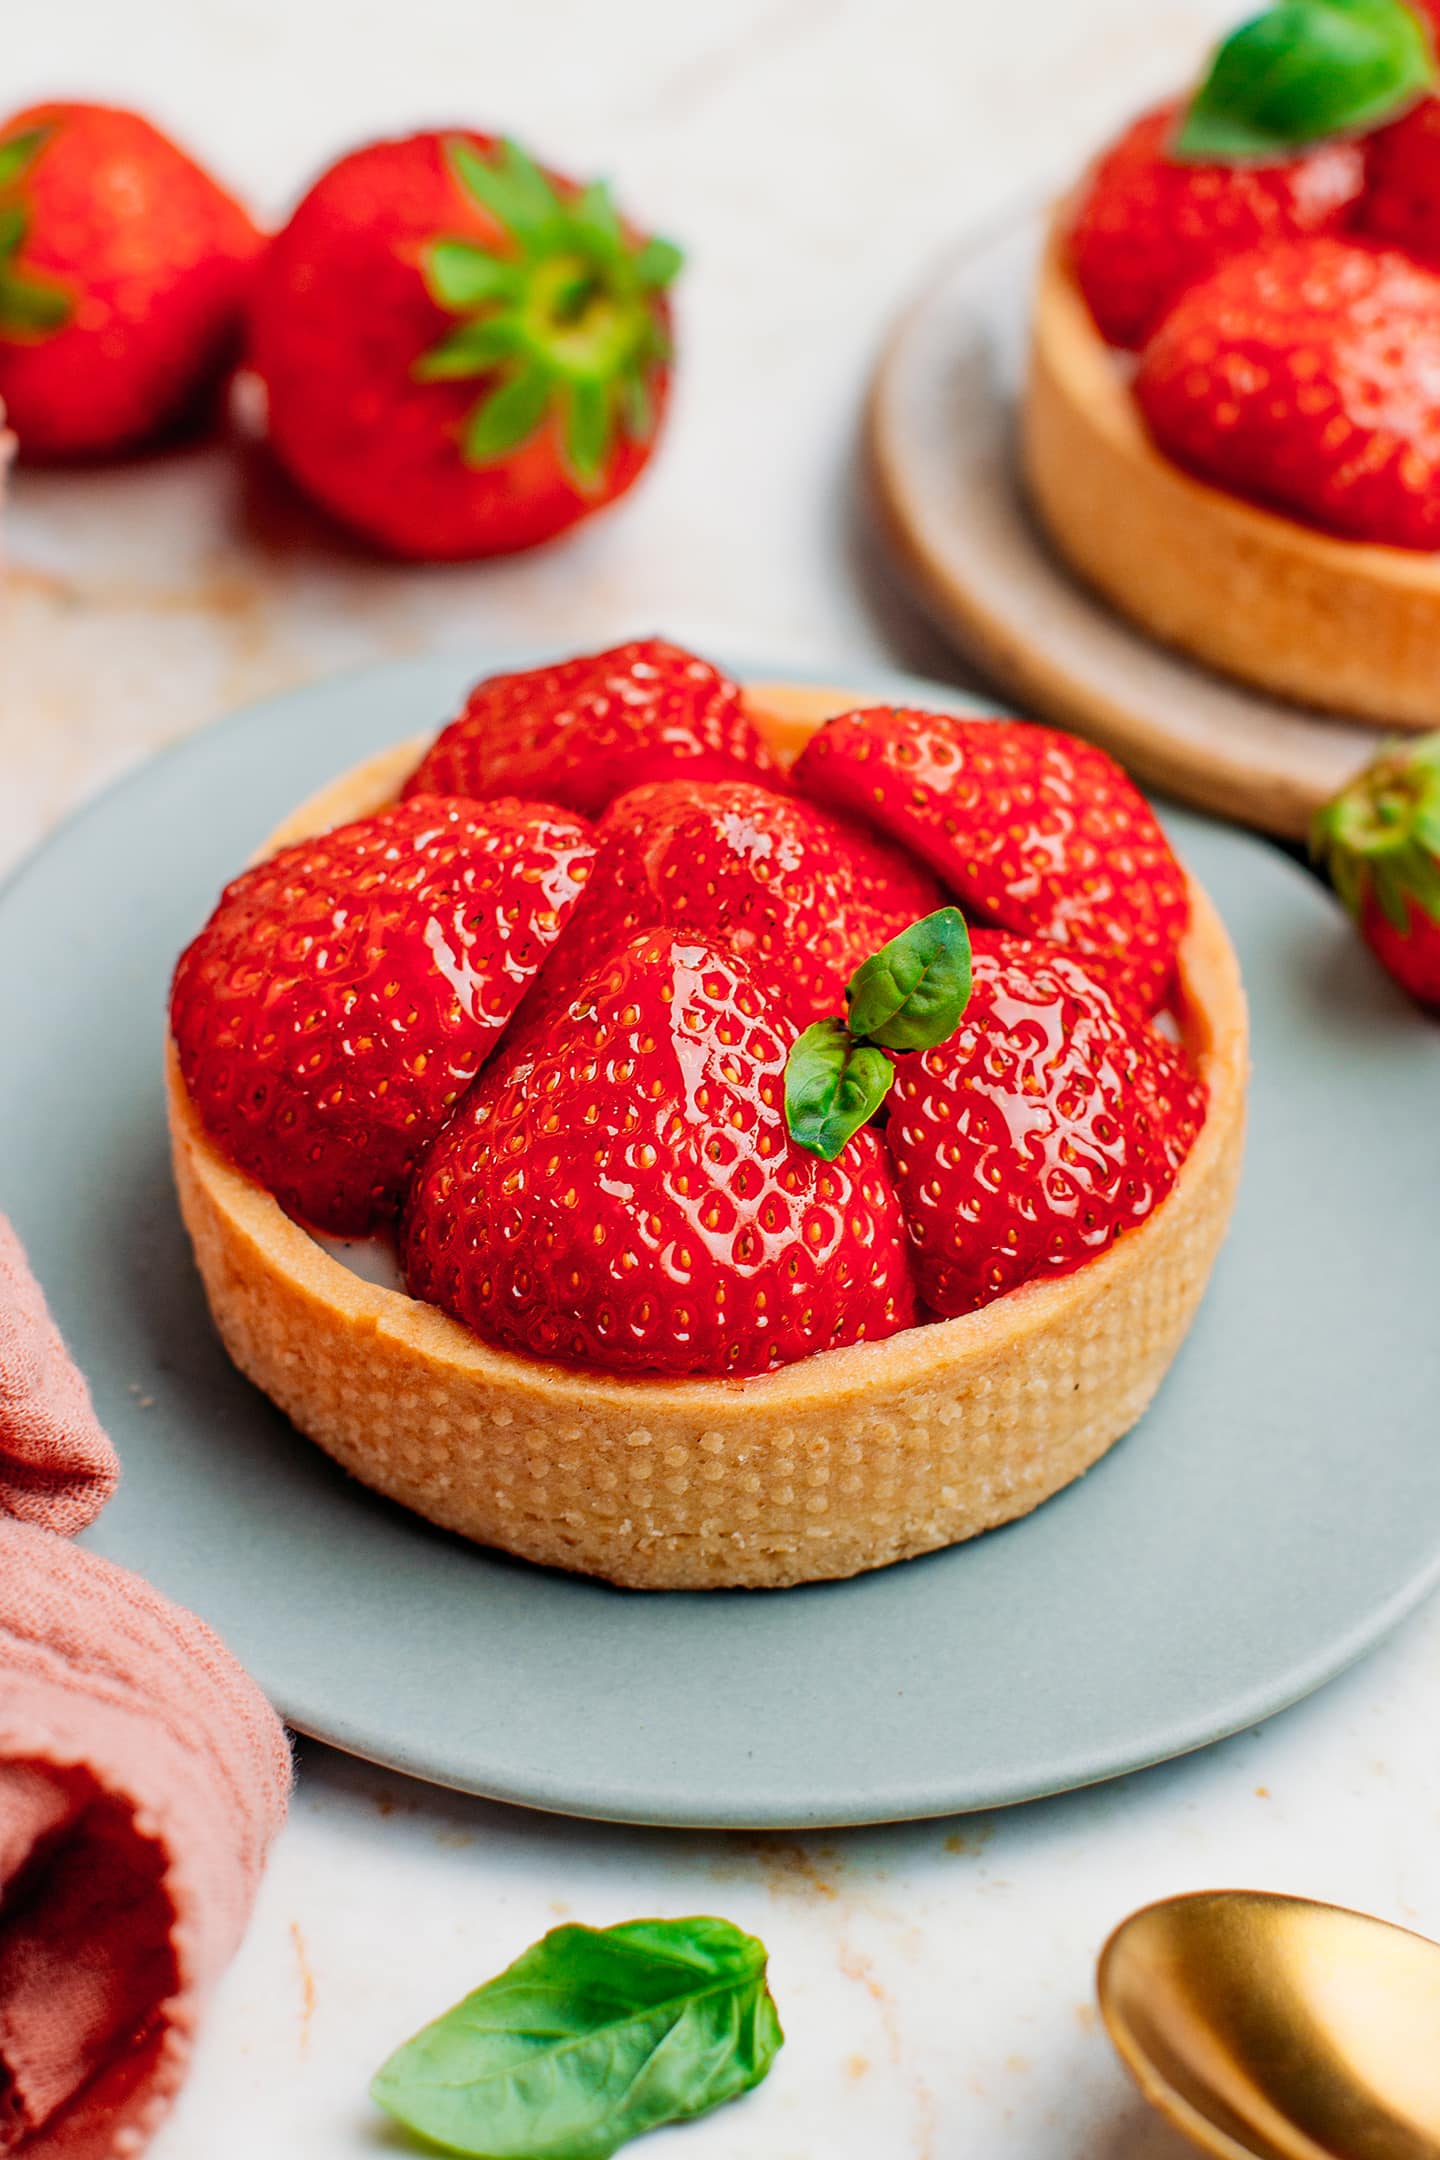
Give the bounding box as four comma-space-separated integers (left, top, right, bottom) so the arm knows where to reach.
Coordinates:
0, 101, 261, 459
405, 641, 780, 820
171, 795, 594, 1235
400, 928, 918, 1379
884, 933, 1206, 1317
1311, 731, 1440, 1008
248, 131, 681, 559
1067, 99, 1363, 351
527, 774, 945, 1033
1136, 237, 1440, 552
791, 707, 1188, 1015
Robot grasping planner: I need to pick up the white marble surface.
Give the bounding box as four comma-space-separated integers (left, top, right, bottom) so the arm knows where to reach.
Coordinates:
7, 2, 1440, 2155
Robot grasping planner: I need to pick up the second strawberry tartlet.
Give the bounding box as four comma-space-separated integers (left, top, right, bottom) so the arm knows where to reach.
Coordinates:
1024, 0, 1440, 727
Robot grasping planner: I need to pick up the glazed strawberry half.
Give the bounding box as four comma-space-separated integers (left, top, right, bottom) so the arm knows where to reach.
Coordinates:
1312, 729, 1440, 1007
249, 131, 681, 560
791, 708, 1188, 1014
527, 775, 945, 1032
1135, 237, 1440, 551
1068, 98, 1364, 351
170, 795, 594, 1235
884, 933, 1206, 1317
405, 640, 781, 819
0, 101, 262, 459
401, 928, 918, 1378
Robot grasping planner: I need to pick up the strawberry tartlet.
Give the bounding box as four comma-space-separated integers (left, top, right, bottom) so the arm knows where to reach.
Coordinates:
1024, 0, 1440, 726
166, 641, 1247, 1588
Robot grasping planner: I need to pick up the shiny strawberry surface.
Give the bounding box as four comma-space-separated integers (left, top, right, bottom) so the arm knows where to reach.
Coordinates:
171, 795, 593, 1235
791, 707, 1187, 1015
886, 934, 1205, 1318
1068, 99, 1363, 350
1360, 95, 1440, 270
401, 928, 918, 1378
405, 639, 781, 821
1137, 238, 1440, 552
526, 776, 945, 1034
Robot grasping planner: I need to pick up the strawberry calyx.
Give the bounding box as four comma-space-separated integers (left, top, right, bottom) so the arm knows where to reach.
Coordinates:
415, 137, 682, 492
1311, 730, 1440, 933
786, 907, 971, 1160
0, 126, 70, 340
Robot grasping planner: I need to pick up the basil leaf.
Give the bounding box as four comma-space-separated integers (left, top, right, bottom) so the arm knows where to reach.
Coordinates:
784, 1018, 894, 1160
1175, 0, 1435, 163
371, 1915, 783, 2160
844, 906, 972, 1053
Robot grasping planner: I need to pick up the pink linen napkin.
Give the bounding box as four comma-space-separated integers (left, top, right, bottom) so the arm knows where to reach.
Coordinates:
0, 1215, 291, 2155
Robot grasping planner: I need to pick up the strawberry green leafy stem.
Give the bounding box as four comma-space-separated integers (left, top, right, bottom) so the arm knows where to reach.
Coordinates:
1311, 729, 1440, 933
0, 127, 70, 340
786, 906, 972, 1161
1175, 0, 1436, 163
370, 1914, 783, 2160
416, 137, 683, 491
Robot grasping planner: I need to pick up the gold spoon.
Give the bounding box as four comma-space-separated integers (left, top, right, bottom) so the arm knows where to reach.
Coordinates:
1098, 1891, 1440, 2160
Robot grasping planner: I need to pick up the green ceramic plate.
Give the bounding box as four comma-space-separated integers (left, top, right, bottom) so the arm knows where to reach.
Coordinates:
3, 653, 1437, 1828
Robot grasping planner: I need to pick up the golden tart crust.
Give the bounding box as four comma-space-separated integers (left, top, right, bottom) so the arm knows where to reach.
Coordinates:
166, 683, 1248, 1591
1023, 226, 1440, 730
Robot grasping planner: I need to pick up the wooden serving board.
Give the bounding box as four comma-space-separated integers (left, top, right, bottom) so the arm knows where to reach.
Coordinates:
866, 211, 1388, 840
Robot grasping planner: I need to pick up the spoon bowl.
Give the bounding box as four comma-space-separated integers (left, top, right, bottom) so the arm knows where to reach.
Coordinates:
1098, 1891, 1440, 2160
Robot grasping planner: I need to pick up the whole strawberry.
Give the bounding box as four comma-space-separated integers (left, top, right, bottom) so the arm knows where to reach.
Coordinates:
791, 707, 1188, 1015
401, 928, 917, 1378
405, 641, 778, 819
1136, 237, 1440, 551
1068, 99, 1363, 350
171, 796, 594, 1234
528, 775, 944, 1031
248, 132, 680, 559
0, 102, 261, 459
1311, 731, 1440, 1008
885, 933, 1206, 1317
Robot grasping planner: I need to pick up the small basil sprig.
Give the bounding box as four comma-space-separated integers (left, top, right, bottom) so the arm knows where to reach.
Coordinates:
785, 907, 971, 1161
371, 1914, 783, 2160
784, 1020, 895, 1164
1175, 0, 1436, 164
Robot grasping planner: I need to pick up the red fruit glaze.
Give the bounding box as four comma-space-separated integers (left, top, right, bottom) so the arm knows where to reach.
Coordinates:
791, 708, 1188, 1014
1136, 238, 1440, 551
1068, 100, 1363, 350
170, 795, 594, 1235
405, 640, 781, 820
401, 929, 918, 1378
247, 131, 673, 560
886, 933, 1206, 1318
0, 102, 261, 459
529, 776, 945, 1032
